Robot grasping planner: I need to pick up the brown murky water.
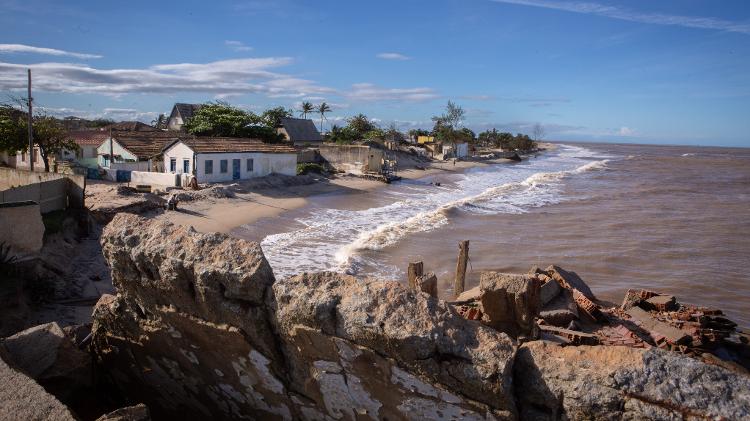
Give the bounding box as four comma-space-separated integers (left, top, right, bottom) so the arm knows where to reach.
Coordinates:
246, 143, 750, 327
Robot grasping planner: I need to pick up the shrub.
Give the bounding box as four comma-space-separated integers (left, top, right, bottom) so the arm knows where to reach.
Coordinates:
296, 163, 327, 175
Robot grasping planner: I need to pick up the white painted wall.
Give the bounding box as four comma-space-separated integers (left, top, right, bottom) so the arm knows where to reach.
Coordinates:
162, 141, 297, 183
96, 138, 138, 167
131, 171, 179, 186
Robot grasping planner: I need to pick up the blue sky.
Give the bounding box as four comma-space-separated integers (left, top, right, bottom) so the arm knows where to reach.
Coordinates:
1, 0, 749, 146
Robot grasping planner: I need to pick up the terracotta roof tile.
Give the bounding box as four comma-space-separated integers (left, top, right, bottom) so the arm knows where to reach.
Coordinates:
68, 130, 109, 146
176, 137, 297, 154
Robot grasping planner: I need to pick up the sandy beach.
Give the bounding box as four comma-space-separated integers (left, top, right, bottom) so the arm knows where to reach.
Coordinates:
156, 152, 540, 234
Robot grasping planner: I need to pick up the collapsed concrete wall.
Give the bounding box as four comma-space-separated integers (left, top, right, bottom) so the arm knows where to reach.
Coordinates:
91, 214, 750, 420
92, 214, 516, 420
0, 167, 85, 211
0, 201, 44, 260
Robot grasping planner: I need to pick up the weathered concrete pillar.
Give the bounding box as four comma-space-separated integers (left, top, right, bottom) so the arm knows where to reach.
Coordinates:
454, 240, 469, 298
407, 261, 424, 290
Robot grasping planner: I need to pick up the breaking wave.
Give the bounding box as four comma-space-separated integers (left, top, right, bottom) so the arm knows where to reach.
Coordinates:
260, 145, 612, 278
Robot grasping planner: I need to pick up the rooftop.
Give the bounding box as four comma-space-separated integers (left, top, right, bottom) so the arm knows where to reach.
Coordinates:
279, 117, 322, 142
171, 137, 297, 154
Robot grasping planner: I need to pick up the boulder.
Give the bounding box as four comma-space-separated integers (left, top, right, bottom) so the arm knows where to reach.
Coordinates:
539, 289, 578, 327
545, 265, 595, 300
0, 354, 76, 421
478, 272, 541, 339
514, 340, 750, 420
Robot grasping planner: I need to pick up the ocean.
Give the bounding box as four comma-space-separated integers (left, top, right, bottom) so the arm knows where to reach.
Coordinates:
241, 143, 750, 327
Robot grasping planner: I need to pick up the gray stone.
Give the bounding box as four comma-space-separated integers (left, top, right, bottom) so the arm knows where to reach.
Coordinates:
515, 341, 750, 420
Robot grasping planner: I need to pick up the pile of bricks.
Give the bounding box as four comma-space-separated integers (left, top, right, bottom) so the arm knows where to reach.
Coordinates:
456, 304, 482, 321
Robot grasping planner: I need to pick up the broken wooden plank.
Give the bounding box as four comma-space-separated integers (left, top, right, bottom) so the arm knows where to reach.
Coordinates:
454, 240, 469, 298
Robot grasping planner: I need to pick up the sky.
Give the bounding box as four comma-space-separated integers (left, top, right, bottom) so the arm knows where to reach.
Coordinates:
0, 0, 749, 147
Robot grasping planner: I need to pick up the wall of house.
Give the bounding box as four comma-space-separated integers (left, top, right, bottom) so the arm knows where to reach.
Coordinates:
318, 145, 384, 174
96, 138, 138, 167
163, 142, 296, 183
130, 171, 180, 187
456, 142, 469, 158
194, 152, 296, 183
12, 147, 49, 172
111, 161, 151, 172
0, 201, 44, 261
162, 142, 194, 175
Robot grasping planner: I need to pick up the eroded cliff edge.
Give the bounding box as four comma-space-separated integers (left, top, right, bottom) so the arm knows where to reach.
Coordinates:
89, 214, 750, 420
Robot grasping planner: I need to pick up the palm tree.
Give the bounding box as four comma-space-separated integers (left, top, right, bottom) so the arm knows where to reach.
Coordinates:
316, 102, 331, 133
299, 102, 314, 119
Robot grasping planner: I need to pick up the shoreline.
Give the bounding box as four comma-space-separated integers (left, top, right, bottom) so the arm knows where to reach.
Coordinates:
157, 147, 552, 234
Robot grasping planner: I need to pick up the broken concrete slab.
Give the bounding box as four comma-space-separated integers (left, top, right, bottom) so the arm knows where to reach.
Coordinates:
540, 278, 562, 307
540, 289, 578, 327
538, 325, 599, 345
621, 289, 659, 310
0, 322, 66, 379
453, 286, 480, 303
545, 265, 595, 300
645, 295, 678, 312
478, 272, 541, 339
626, 307, 691, 346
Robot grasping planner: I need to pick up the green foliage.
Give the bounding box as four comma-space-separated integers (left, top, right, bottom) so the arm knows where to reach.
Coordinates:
296, 162, 327, 175
384, 123, 405, 142
407, 128, 430, 138
327, 125, 358, 144
363, 128, 385, 140
431, 100, 465, 132
184, 102, 285, 143
299, 101, 314, 119
477, 129, 536, 151
261, 106, 293, 127
346, 113, 376, 137
88, 118, 115, 128
0, 105, 26, 152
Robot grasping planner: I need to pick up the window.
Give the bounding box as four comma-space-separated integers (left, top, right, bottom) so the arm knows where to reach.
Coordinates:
220, 159, 228, 173
246, 158, 254, 172
205, 160, 213, 174
183, 159, 190, 174
21, 151, 25, 162
169, 157, 176, 172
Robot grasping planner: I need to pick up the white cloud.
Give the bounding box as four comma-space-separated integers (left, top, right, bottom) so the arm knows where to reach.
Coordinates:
0, 57, 335, 98
0, 43, 102, 59
617, 126, 636, 136
346, 83, 439, 102
491, 0, 750, 35
38, 106, 157, 122
225, 40, 253, 52
376, 52, 411, 61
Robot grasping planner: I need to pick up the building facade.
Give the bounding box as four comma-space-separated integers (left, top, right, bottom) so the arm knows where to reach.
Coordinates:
162, 138, 297, 183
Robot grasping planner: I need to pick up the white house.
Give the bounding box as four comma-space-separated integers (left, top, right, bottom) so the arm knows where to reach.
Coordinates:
97, 133, 176, 170
166, 103, 201, 132
161, 137, 298, 183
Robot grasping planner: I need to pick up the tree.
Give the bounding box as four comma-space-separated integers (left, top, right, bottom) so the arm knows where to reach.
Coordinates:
33, 116, 78, 172
184, 101, 284, 143
299, 101, 314, 119
316, 102, 331, 133
0, 102, 77, 172
261, 106, 293, 127
346, 113, 376, 137
407, 128, 430, 139
384, 123, 405, 142
0, 105, 27, 153
151, 114, 167, 129
327, 124, 358, 144
532, 123, 545, 143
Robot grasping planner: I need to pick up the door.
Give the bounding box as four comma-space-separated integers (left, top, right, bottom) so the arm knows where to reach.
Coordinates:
232, 159, 241, 180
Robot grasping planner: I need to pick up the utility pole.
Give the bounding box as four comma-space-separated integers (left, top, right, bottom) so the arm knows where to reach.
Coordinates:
27, 69, 33, 171
109, 126, 113, 168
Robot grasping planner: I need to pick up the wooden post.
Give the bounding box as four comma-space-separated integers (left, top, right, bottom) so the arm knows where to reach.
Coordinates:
407, 261, 424, 290
454, 240, 469, 298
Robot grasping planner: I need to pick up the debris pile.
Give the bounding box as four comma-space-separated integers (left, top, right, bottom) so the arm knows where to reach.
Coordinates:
451, 264, 750, 374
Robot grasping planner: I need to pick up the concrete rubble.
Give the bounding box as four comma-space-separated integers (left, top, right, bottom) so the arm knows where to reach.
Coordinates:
4, 213, 749, 420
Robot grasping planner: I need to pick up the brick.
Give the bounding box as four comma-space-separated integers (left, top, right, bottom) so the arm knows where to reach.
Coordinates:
538, 325, 599, 345
626, 307, 692, 346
